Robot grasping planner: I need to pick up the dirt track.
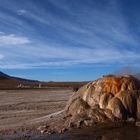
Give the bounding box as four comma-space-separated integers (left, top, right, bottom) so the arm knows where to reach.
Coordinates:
0, 89, 73, 131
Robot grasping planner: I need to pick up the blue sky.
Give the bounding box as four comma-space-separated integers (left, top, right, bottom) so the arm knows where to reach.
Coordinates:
0, 0, 140, 81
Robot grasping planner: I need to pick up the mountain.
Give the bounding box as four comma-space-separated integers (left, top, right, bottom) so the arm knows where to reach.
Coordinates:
0, 71, 10, 80
0, 71, 87, 89
0, 71, 39, 89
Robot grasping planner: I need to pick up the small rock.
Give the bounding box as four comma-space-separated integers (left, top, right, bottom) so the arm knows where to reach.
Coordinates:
49, 131, 55, 134
38, 125, 49, 132
47, 132, 51, 135
41, 128, 50, 134
68, 122, 74, 128
76, 120, 84, 128
84, 120, 94, 126
40, 130, 45, 134
38, 126, 44, 131
127, 117, 135, 123
58, 130, 62, 134
135, 121, 140, 127
59, 128, 67, 133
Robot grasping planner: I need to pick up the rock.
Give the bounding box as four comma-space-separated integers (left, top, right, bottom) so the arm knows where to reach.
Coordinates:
76, 120, 84, 128
65, 75, 140, 129
38, 125, 49, 132
84, 120, 94, 126
116, 91, 137, 118
68, 122, 74, 128
127, 117, 135, 123
135, 121, 140, 127
137, 96, 140, 120
99, 92, 114, 109
59, 128, 67, 133
40, 75, 140, 134
107, 97, 127, 120
40, 130, 46, 134
66, 97, 90, 117
104, 109, 116, 121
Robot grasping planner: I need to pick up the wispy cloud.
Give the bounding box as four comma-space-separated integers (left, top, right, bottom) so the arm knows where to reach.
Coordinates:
0, 0, 140, 70
0, 54, 4, 59
0, 34, 30, 45
17, 9, 27, 15
0, 43, 140, 69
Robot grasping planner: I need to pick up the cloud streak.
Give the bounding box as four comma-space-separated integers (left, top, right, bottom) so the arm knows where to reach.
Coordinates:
0, 54, 4, 59
0, 34, 30, 45
0, 43, 140, 69
17, 9, 27, 15
0, 0, 140, 70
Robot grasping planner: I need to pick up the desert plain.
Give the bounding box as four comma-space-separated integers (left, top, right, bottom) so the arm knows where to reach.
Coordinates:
0, 88, 140, 140
0, 89, 72, 135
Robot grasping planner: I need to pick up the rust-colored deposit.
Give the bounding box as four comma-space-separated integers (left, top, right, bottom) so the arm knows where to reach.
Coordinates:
92, 75, 139, 95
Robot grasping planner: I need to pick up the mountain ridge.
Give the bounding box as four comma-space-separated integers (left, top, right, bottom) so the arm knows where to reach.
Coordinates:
0, 71, 39, 89
0, 71, 87, 89
0, 71, 10, 80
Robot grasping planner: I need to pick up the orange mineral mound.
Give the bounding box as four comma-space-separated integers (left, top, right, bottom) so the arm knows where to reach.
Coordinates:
40, 75, 140, 134
66, 75, 140, 122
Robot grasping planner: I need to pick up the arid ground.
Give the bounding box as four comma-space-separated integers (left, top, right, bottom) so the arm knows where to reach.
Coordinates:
0, 88, 140, 140
0, 89, 73, 131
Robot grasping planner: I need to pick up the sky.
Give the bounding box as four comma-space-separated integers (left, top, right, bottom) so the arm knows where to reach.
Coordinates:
0, 0, 140, 81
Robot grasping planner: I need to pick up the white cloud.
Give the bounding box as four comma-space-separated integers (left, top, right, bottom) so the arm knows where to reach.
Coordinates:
0, 34, 30, 45
17, 9, 27, 15
0, 54, 4, 59
0, 31, 4, 34
1, 43, 140, 69
0, 0, 140, 70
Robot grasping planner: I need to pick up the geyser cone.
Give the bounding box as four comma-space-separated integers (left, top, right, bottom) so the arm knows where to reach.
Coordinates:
66, 75, 140, 120
39, 75, 140, 133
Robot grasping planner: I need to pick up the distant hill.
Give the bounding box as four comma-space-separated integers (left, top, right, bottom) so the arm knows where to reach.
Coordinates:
3, 71, 140, 90
0, 71, 10, 80
0, 71, 40, 89
0, 71, 87, 89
